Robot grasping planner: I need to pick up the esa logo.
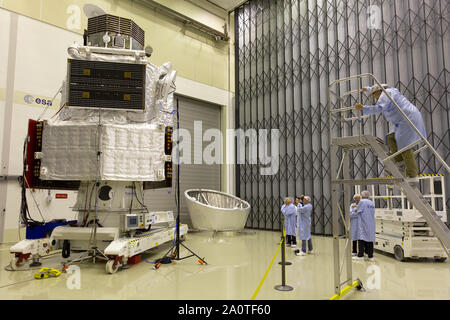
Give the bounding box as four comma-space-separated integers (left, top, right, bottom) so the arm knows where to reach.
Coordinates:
24, 94, 53, 106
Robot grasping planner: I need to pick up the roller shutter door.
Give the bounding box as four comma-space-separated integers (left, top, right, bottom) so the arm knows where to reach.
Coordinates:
144, 96, 222, 226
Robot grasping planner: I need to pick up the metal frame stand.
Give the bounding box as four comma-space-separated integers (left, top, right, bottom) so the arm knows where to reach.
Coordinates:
331, 144, 354, 295
160, 99, 207, 265
29, 255, 42, 267
88, 110, 110, 264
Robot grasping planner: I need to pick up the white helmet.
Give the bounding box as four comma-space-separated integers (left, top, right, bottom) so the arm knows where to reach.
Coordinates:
366, 84, 389, 95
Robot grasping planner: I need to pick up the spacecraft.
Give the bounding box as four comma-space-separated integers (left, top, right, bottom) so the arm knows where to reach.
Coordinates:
9, 7, 187, 273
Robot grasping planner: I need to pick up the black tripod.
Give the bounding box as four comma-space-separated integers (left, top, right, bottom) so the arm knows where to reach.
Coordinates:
157, 100, 207, 267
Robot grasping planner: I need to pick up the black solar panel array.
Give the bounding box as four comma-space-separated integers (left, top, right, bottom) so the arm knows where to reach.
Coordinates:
67, 59, 146, 110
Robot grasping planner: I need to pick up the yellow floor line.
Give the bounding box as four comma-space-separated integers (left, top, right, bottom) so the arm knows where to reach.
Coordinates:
251, 241, 283, 300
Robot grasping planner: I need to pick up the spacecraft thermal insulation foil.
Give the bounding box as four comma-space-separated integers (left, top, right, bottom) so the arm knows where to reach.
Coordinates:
39, 122, 166, 181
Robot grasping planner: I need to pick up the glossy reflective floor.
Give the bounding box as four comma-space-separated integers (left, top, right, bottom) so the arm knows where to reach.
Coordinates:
0, 230, 449, 300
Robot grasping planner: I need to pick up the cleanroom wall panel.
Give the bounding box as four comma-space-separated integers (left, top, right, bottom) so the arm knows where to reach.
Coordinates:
13, 14, 78, 99
0, 9, 11, 243
0, 11, 81, 242
9, 14, 81, 175
235, 0, 450, 234
153, 0, 227, 33
0, 8, 10, 167
0, 100, 5, 171
1, 0, 42, 20
0, 9, 9, 88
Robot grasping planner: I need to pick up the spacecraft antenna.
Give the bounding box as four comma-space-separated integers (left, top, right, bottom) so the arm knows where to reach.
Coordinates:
83, 4, 107, 18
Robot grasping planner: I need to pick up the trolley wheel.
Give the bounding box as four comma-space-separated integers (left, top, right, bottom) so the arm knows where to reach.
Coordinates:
394, 245, 405, 262
356, 282, 363, 290
180, 234, 187, 241
106, 259, 120, 274
154, 263, 162, 270
10, 257, 23, 270
434, 257, 447, 263
62, 240, 71, 258
355, 278, 366, 292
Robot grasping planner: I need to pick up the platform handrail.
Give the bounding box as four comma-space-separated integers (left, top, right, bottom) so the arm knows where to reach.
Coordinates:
328, 73, 450, 173
382, 139, 422, 162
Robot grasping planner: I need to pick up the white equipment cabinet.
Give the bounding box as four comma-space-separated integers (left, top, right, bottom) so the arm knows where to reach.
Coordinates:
365, 175, 448, 262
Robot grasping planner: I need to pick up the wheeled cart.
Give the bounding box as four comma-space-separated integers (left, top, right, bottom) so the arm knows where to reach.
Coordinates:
369, 175, 448, 262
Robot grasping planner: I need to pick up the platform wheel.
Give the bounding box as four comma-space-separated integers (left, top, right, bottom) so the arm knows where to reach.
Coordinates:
10, 257, 22, 270
394, 245, 405, 262
62, 240, 71, 259
10, 254, 29, 270
154, 263, 162, 270
106, 259, 120, 274
355, 278, 365, 291
356, 282, 363, 291
434, 257, 447, 263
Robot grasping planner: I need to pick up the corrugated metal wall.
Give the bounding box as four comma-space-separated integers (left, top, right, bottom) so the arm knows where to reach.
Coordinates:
235, 0, 450, 235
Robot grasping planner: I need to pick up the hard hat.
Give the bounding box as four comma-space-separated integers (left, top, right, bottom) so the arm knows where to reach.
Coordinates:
366, 84, 389, 95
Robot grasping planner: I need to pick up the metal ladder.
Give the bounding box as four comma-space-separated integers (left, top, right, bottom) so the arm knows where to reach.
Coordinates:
328, 74, 450, 296
332, 135, 450, 254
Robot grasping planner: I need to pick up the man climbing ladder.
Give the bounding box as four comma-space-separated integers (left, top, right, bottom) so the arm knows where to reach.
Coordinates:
355, 84, 427, 183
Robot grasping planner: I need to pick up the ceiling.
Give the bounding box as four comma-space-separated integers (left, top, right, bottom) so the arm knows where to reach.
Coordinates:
206, 0, 248, 11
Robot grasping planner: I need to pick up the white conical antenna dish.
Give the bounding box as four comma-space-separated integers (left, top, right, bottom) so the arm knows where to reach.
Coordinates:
83, 4, 107, 18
